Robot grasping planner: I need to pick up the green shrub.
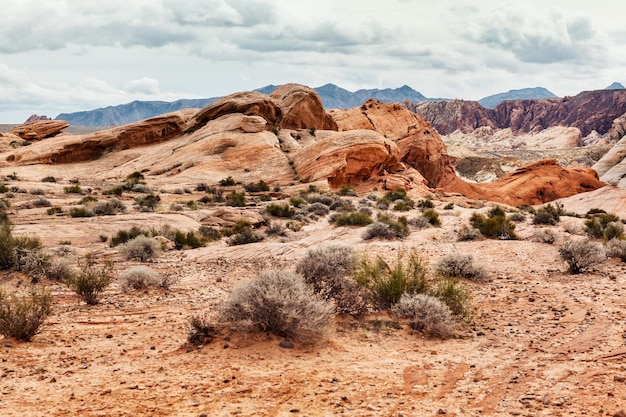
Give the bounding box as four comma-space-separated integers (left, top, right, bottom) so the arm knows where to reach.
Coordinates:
92, 199, 126, 216
443, 202, 454, 210
422, 209, 441, 227
417, 198, 434, 210
0, 184, 8, 193
436, 253, 488, 282
173, 230, 207, 249
187, 313, 218, 346
334, 211, 373, 227
0, 221, 16, 270
198, 226, 222, 241
469, 212, 517, 239
227, 229, 265, 246
31, 198, 51, 208
220, 269, 334, 344
119, 266, 160, 292
531, 229, 556, 244
603, 222, 624, 241
0, 287, 52, 341
354, 248, 429, 308
559, 239, 605, 274
219, 176, 236, 187
135, 193, 161, 212
429, 278, 472, 319
69, 206, 93, 218
244, 180, 270, 193
508, 212, 526, 222
606, 239, 626, 262
63, 184, 84, 194
41, 176, 57, 183
46, 258, 76, 281
110, 226, 148, 247
266, 203, 296, 218
338, 185, 357, 196
45, 206, 62, 215
392, 293, 454, 338
533, 207, 558, 225
289, 197, 307, 208
67, 256, 114, 305
393, 200, 412, 211
225, 191, 246, 207
364, 215, 410, 240
119, 235, 161, 261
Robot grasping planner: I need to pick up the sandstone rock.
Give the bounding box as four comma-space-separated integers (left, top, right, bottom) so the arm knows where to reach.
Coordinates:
593, 135, 626, 187
410, 100, 497, 135
291, 130, 400, 188
10, 120, 69, 140
187, 91, 282, 132
270, 84, 337, 131
240, 116, 267, 133
199, 208, 265, 228
24, 114, 51, 123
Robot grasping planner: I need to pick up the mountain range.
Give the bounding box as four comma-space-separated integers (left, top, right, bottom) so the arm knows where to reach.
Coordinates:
54, 82, 624, 127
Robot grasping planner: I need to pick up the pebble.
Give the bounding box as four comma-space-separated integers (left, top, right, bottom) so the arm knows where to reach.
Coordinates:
279, 340, 294, 349
4, 342, 11, 348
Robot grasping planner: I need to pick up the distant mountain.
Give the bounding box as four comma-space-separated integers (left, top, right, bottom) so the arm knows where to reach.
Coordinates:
606, 82, 625, 90
478, 87, 557, 109
55, 83, 430, 126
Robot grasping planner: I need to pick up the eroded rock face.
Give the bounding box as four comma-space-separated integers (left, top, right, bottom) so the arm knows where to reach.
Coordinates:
291, 130, 400, 187
593, 135, 626, 188
270, 84, 337, 131
10, 120, 69, 140
442, 159, 605, 206
409, 100, 497, 135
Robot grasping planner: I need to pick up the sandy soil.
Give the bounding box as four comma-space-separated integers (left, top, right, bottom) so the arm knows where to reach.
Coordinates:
1, 178, 626, 417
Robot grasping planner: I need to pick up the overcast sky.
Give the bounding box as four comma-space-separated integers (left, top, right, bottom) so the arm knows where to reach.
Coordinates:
1, 0, 624, 122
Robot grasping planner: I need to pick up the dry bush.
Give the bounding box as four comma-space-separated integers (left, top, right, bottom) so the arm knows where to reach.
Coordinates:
436, 253, 488, 282
409, 216, 431, 229
67, 256, 113, 305
0, 287, 52, 341
186, 312, 218, 346
606, 239, 626, 262
220, 269, 334, 344
362, 222, 395, 240
119, 235, 161, 261
16, 248, 51, 281
119, 266, 160, 292
456, 224, 480, 241
46, 258, 76, 281
296, 245, 370, 316
530, 229, 556, 244
392, 293, 455, 339
558, 239, 606, 274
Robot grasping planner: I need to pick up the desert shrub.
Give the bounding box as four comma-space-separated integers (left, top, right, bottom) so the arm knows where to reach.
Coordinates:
225, 191, 246, 207
198, 226, 222, 241
110, 226, 149, 247
92, 199, 126, 216
15, 247, 50, 282
266, 203, 295, 218
603, 222, 624, 241
46, 258, 76, 281
421, 209, 441, 227
469, 212, 517, 240
302, 193, 334, 206
29, 188, 44, 195
488, 205, 506, 218
289, 197, 307, 208
266, 220, 287, 236
219, 176, 236, 187
329, 198, 355, 212
0, 184, 8, 193
417, 198, 434, 210
66, 256, 114, 305
354, 248, 429, 308
531, 229, 556, 244
41, 176, 57, 183
364, 215, 409, 240
443, 202, 455, 210
31, 198, 51, 208
393, 200, 412, 211
173, 230, 207, 249
408, 216, 431, 229
119, 235, 161, 261
338, 185, 357, 196
296, 245, 369, 316
584, 212, 620, 238
334, 211, 373, 227
436, 253, 488, 282
227, 229, 265, 246
382, 188, 407, 202
533, 208, 558, 225
187, 312, 218, 346
220, 269, 334, 344
135, 193, 161, 212
119, 266, 160, 292
429, 278, 472, 319
392, 293, 454, 338
0, 221, 16, 269
508, 212, 526, 222
0, 287, 52, 341
244, 180, 270, 193
558, 239, 606, 274
363, 222, 395, 240
69, 206, 93, 218
44, 206, 61, 215
63, 184, 83, 194
307, 202, 329, 216
606, 239, 626, 262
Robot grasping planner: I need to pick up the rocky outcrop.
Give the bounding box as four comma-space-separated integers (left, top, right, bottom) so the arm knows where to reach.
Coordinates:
291, 130, 400, 187
593, 135, 626, 188
270, 84, 337, 130
442, 159, 605, 206
10, 120, 69, 140
187, 91, 282, 132
24, 114, 51, 123
412, 89, 626, 137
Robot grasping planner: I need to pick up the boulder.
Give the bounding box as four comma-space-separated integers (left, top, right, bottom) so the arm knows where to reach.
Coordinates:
199, 208, 265, 228
593, 135, 626, 188
270, 84, 337, 130
291, 130, 400, 188
10, 120, 69, 140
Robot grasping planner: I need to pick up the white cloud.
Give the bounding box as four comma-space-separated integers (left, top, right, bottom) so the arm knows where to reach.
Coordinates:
124, 78, 160, 95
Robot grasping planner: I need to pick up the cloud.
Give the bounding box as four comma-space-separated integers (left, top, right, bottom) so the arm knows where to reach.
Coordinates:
466, 5, 608, 64
124, 77, 160, 95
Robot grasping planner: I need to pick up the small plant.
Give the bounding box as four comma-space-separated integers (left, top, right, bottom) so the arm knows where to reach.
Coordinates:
225, 191, 246, 207
244, 180, 270, 193
606, 239, 626, 262
421, 209, 441, 227
46, 258, 76, 281
172, 230, 207, 249
63, 184, 84, 194
469, 211, 517, 240
266, 203, 295, 218
29, 188, 45, 196
220, 269, 334, 344
309, 127, 317, 136
456, 225, 480, 241
508, 212, 526, 222
110, 226, 149, 247
67, 256, 114, 305
119, 266, 160, 292
31, 198, 51, 208
558, 239, 605, 274
408, 216, 431, 229
334, 211, 373, 227
219, 176, 236, 187
531, 229, 556, 244
443, 202, 454, 210
429, 278, 472, 319
135, 193, 161, 212
92, 199, 126, 216
227, 228, 265, 246
354, 248, 429, 308
289, 197, 307, 208
119, 235, 161, 261
417, 198, 434, 210
0, 287, 52, 341
41, 176, 57, 183
69, 206, 93, 218
436, 253, 488, 282
338, 185, 357, 196
187, 313, 218, 346
198, 226, 222, 241
364, 215, 409, 240
392, 293, 454, 338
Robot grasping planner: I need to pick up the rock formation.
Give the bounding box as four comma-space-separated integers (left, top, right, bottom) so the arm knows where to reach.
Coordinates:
593, 135, 626, 188
10, 120, 69, 140
24, 114, 51, 123
410, 100, 497, 135
270, 84, 337, 130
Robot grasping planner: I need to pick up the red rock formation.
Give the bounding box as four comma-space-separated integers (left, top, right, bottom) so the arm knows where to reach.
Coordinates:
10, 120, 69, 140
270, 84, 337, 130
411, 90, 626, 137
441, 159, 605, 206
24, 114, 51, 123
291, 130, 400, 188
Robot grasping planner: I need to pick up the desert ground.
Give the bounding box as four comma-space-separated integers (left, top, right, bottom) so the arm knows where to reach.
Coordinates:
1, 172, 625, 417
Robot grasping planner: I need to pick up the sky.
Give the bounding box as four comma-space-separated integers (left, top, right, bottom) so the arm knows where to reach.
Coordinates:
1, 0, 624, 123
